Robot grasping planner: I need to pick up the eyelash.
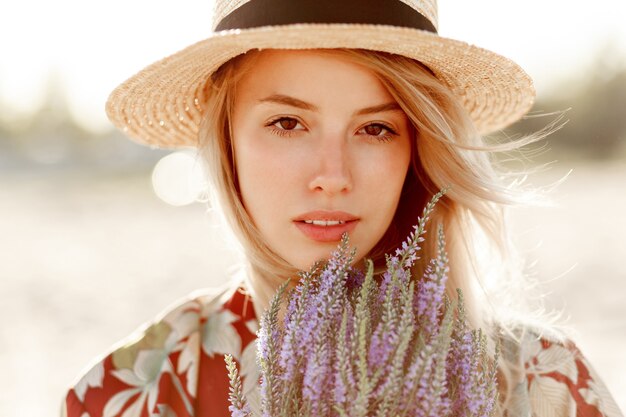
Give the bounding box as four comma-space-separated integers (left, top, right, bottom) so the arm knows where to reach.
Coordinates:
266, 117, 300, 137
265, 117, 398, 143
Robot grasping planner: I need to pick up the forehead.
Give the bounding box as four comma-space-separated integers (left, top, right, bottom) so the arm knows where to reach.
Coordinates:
234, 49, 395, 107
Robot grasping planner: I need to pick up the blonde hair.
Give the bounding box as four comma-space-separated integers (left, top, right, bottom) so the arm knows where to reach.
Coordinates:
198, 48, 550, 410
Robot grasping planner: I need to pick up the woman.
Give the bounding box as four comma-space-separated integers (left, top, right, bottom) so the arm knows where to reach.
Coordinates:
64, 1, 622, 416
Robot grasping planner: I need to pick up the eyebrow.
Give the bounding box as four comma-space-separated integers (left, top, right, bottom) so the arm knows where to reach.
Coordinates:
257, 94, 403, 116
258, 94, 317, 111
356, 102, 403, 116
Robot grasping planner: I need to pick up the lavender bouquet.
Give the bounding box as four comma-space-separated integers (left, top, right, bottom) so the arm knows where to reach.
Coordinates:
225, 190, 499, 417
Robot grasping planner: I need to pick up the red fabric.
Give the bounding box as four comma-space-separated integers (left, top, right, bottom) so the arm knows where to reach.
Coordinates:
65, 289, 256, 417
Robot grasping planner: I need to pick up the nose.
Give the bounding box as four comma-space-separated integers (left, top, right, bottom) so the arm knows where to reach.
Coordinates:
308, 138, 353, 195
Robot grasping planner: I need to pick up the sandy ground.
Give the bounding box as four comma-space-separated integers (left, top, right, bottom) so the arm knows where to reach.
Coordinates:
1, 159, 625, 416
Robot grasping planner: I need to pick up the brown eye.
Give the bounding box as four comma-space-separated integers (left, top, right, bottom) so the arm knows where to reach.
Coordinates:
278, 118, 298, 130
364, 124, 384, 136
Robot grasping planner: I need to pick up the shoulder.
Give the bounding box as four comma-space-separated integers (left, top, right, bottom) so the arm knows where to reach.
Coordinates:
63, 284, 259, 417
499, 324, 623, 417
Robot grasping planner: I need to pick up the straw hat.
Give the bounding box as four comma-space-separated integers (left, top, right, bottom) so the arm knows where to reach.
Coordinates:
106, 0, 535, 148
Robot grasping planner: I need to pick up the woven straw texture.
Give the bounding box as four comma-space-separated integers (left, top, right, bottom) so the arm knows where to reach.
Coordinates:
106, 1, 534, 149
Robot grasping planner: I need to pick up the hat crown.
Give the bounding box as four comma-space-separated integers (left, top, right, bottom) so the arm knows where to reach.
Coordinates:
212, 0, 438, 31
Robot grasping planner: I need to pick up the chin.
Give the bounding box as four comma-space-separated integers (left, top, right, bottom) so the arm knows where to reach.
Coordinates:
286, 246, 337, 272
288, 242, 371, 273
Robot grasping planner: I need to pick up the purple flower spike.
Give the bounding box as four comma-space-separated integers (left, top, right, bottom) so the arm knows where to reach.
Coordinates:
225, 189, 499, 417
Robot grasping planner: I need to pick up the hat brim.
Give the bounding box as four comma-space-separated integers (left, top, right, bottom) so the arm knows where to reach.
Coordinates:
106, 23, 535, 148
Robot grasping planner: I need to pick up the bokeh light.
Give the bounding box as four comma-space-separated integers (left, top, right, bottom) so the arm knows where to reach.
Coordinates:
151, 151, 208, 206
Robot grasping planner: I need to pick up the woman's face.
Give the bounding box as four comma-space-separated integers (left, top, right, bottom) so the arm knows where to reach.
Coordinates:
231, 50, 412, 270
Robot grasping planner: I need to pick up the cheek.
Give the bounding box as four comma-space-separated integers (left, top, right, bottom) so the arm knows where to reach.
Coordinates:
367, 141, 411, 198
233, 131, 302, 220
352, 140, 411, 249
374, 142, 412, 229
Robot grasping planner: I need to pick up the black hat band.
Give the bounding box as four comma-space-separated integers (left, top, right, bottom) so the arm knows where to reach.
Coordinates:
215, 0, 437, 34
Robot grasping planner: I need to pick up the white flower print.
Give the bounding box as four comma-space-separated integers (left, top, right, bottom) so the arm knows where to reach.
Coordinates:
103, 386, 147, 417
202, 309, 242, 359
579, 357, 624, 417
244, 319, 259, 336
163, 307, 200, 341
155, 404, 179, 417
177, 331, 200, 397
165, 306, 202, 398
523, 338, 578, 417
526, 341, 579, 381
104, 342, 176, 417
528, 375, 576, 417
74, 361, 105, 402
103, 311, 199, 417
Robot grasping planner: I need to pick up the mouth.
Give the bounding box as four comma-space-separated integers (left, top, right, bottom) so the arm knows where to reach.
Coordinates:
302, 220, 347, 226
293, 211, 359, 242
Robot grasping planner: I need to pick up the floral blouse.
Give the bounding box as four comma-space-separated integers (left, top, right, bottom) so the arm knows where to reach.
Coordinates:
63, 286, 623, 417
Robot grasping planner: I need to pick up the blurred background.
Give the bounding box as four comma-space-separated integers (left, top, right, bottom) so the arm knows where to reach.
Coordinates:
1, 0, 625, 415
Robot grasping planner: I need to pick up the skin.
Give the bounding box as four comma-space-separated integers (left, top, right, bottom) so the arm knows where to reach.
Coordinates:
231, 49, 412, 271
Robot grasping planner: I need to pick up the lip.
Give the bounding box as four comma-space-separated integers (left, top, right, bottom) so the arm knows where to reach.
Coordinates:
293, 210, 359, 242
293, 210, 359, 222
